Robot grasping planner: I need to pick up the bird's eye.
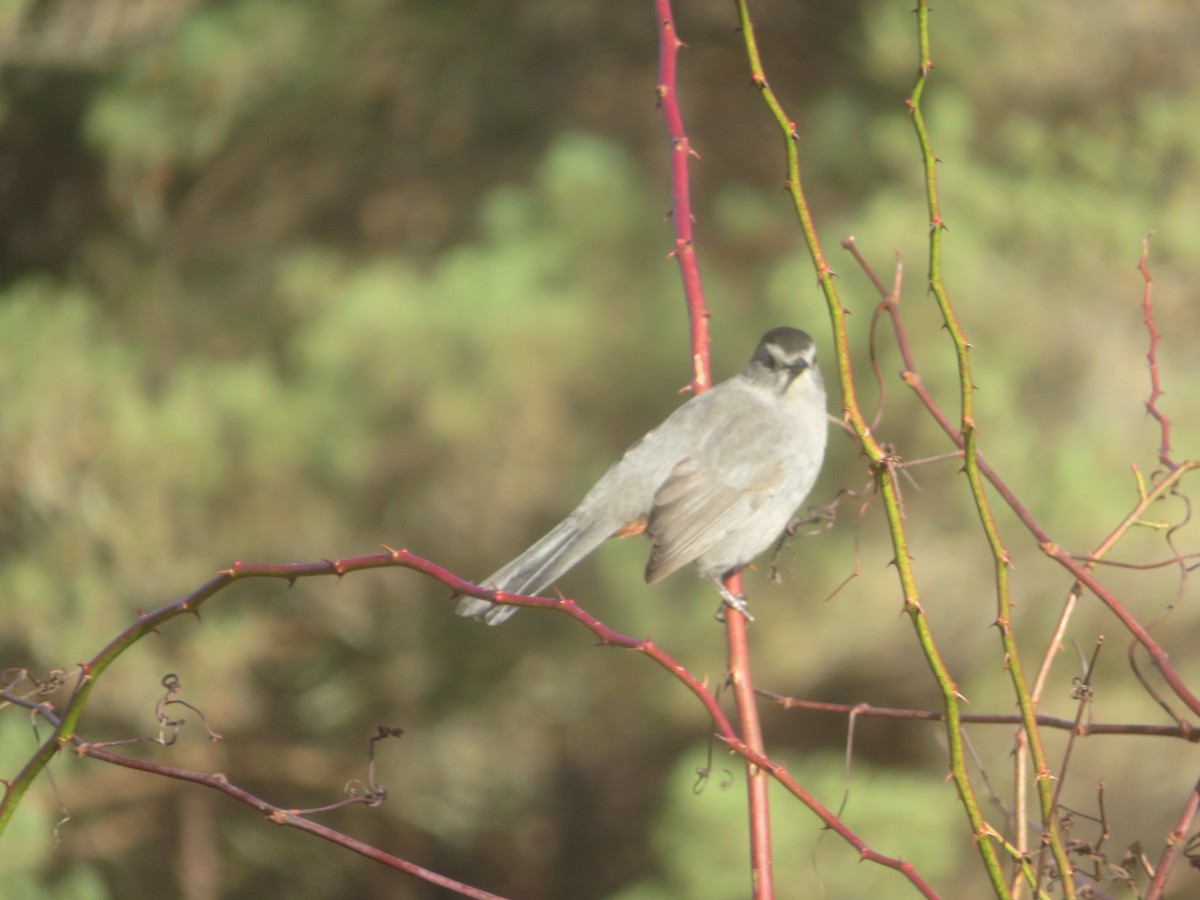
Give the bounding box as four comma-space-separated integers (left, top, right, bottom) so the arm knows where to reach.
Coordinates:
762, 355, 777, 370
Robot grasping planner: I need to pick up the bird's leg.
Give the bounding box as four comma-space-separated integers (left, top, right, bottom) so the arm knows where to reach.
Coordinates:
708, 576, 755, 624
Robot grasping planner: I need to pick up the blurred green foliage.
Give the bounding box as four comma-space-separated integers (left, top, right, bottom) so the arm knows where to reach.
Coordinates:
610, 749, 966, 900
2, 1, 1200, 898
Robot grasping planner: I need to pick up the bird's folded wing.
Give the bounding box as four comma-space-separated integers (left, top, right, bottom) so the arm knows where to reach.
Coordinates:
643, 454, 780, 583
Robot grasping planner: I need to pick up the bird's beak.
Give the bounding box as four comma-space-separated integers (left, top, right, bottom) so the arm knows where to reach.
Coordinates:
784, 359, 810, 386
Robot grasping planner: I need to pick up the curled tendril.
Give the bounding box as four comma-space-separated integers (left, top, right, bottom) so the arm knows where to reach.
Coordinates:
1070, 677, 1095, 703
366, 726, 404, 796
146, 674, 223, 745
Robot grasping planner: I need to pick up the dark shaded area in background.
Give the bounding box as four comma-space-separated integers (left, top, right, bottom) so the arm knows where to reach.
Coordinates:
0, 3, 869, 293
0, 71, 108, 278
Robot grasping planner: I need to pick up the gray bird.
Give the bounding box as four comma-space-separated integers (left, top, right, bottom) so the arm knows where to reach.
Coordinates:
457, 326, 828, 625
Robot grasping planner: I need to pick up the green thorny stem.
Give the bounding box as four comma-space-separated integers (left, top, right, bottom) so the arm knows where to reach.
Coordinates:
735, 0, 1038, 896
908, 4, 1074, 898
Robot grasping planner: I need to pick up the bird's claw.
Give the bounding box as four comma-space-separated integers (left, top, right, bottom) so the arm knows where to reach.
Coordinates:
714, 592, 755, 624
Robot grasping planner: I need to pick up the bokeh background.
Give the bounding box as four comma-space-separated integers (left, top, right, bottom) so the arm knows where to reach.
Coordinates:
3, 1, 1200, 898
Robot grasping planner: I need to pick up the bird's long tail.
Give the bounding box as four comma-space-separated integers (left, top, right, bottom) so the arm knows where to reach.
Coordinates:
456, 514, 607, 625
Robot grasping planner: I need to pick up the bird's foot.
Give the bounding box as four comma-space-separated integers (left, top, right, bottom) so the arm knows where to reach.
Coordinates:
711, 581, 755, 624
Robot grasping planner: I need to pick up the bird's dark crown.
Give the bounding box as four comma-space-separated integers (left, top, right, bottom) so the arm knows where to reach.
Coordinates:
752, 327, 815, 368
